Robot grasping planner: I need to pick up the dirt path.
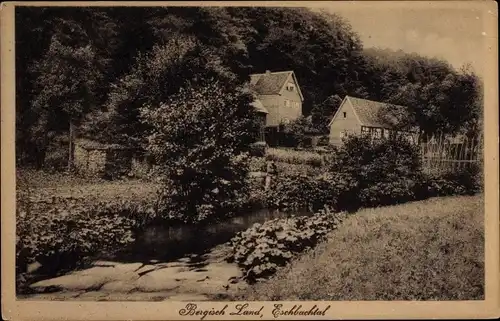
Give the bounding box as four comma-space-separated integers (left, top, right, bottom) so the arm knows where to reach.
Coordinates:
20, 244, 247, 301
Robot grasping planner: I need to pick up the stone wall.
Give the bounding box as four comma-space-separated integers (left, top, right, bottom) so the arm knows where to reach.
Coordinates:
73, 144, 107, 176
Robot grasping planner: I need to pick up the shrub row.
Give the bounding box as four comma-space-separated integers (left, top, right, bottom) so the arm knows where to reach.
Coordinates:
267, 136, 481, 212
266, 172, 358, 212
267, 166, 481, 213
227, 207, 347, 283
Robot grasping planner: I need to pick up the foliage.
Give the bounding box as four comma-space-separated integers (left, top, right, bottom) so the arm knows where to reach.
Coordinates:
310, 94, 343, 134
266, 148, 324, 167
15, 191, 160, 278
327, 135, 423, 208
17, 7, 482, 168
317, 136, 330, 146
423, 164, 482, 197
249, 157, 267, 172
279, 116, 308, 147
227, 207, 347, 283
267, 173, 358, 212
363, 48, 483, 139
249, 142, 267, 157
23, 10, 116, 168
240, 195, 484, 301
43, 145, 69, 172
140, 81, 259, 223
274, 162, 323, 177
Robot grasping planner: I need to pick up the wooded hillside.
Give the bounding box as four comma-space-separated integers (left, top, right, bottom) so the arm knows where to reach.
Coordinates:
15, 7, 482, 168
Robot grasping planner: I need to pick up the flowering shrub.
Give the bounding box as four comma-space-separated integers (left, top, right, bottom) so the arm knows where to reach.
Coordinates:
140, 81, 259, 223
227, 207, 347, 282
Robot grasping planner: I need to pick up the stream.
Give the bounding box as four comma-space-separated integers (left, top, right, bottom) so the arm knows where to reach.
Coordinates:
109, 207, 313, 264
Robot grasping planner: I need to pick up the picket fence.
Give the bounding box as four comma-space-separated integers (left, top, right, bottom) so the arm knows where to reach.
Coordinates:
419, 134, 483, 174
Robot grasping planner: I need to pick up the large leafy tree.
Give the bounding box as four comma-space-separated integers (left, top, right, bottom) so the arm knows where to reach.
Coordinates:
29, 12, 115, 169
140, 81, 259, 223
18, 8, 119, 168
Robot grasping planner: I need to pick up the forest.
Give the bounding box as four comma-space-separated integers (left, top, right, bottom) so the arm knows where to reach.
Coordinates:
15, 6, 482, 169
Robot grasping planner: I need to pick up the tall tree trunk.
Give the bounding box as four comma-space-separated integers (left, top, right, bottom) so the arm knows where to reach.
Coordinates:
67, 120, 74, 171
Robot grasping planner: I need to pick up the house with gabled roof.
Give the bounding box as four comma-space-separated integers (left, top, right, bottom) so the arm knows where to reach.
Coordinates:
328, 95, 419, 146
249, 70, 304, 143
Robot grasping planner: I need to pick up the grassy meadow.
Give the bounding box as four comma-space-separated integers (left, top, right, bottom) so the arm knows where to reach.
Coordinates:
237, 195, 484, 301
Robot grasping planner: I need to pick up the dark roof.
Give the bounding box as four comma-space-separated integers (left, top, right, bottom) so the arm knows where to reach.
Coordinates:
75, 138, 132, 151
346, 96, 408, 129
250, 71, 303, 101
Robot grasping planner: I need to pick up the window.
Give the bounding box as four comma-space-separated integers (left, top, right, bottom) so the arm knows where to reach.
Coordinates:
343, 112, 347, 118
384, 129, 390, 139
286, 83, 295, 91
340, 130, 348, 138
374, 128, 382, 139
284, 99, 290, 107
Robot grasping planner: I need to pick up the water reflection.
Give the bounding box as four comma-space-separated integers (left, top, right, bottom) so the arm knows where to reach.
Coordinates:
110, 208, 312, 263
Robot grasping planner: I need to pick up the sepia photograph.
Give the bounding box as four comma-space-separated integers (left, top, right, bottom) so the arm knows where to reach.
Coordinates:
1, 1, 499, 320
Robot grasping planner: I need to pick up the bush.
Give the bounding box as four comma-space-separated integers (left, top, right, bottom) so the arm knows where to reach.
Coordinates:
227, 207, 347, 283
327, 135, 423, 208
317, 135, 330, 146
44, 147, 68, 171
140, 81, 259, 224
16, 191, 159, 279
249, 142, 267, 157
301, 136, 313, 148
249, 156, 266, 172
423, 164, 482, 197
279, 116, 313, 147
267, 172, 358, 212
274, 162, 322, 177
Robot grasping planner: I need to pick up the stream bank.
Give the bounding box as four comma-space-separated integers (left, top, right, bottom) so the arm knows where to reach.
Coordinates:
20, 207, 312, 300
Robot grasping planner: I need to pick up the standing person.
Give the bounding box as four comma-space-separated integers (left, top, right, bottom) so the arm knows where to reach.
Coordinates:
265, 160, 278, 191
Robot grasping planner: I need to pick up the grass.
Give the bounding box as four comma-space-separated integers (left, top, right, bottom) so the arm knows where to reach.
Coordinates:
266, 147, 324, 167
249, 157, 321, 177
237, 195, 484, 301
17, 169, 160, 201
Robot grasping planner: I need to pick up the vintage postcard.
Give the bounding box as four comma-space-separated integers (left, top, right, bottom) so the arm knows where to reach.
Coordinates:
1, 1, 499, 320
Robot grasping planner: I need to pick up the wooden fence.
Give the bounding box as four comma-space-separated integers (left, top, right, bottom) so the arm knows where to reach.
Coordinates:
420, 134, 483, 174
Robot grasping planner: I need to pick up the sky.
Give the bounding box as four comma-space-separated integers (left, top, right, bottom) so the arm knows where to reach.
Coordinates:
314, 3, 492, 77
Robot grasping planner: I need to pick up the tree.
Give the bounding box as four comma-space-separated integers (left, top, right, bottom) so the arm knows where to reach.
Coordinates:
140, 81, 259, 223
361, 48, 482, 140
30, 17, 105, 169
226, 7, 367, 115
310, 94, 343, 134
19, 8, 118, 168
81, 7, 252, 148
